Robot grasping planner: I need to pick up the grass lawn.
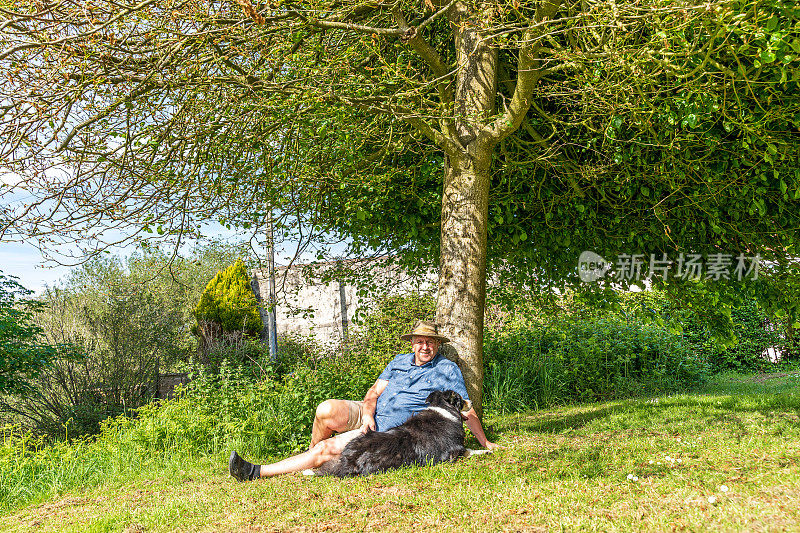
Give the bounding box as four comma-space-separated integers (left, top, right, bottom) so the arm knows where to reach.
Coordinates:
1, 371, 799, 532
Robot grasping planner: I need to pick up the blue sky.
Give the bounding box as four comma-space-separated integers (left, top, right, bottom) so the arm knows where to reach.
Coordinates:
0, 225, 334, 294
0, 178, 130, 292
0, 240, 73, 293
1, 177, 341, 294
1, 177, 230, 292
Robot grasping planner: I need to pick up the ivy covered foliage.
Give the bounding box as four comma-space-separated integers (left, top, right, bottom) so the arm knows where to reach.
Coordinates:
0, 274, 57, 394
193, 260, 262, 337
314, 0, 800, 288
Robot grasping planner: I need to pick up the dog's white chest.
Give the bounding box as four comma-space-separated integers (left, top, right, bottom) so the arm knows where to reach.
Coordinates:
426, 406, 460, 422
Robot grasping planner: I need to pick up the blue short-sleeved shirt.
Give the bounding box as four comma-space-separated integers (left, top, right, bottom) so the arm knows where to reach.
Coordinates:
373, 352, 470, 432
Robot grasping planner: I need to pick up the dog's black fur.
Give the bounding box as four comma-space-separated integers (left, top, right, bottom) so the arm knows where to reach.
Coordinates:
317, 390, 469, 477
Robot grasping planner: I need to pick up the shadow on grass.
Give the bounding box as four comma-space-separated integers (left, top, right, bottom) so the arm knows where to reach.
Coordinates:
492, 376, 800, 438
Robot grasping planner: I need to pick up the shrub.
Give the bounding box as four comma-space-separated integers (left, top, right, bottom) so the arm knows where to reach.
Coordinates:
700, 300, 780, 372
2, 275, 181, 440
193, 260, 263, 337
0, 273, 58, 394
121, 348, 386, 459
662, 291, 781, 373
350, 292, 436, 358
550, 318, 709, 400
0, 289, 719, 513
484, 316, 710, 414
483, 321, 564, 413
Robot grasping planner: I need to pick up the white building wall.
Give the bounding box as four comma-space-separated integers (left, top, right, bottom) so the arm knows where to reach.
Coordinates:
253, 258, 436, 346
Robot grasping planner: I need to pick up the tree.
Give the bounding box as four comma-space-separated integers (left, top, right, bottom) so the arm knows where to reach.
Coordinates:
4, 273, 182, 438
2, 0, 799, 412
0, 244, 254, 437
194, 259, 263, 342
0, 273, 57, 393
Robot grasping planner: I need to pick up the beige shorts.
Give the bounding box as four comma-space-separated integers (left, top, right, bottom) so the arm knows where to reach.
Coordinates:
325, 400, 366, 454
342, 400, 364, 431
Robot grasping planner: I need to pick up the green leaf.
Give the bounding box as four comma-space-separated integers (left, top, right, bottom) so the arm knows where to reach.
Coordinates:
765, 15, 779, 32
760, 49, 776, 64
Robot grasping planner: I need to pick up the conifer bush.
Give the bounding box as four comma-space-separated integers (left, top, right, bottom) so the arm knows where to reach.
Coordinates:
193, 260, 262, 339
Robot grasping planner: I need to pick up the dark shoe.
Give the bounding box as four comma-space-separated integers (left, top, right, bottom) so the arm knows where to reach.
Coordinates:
229, 451, 260, 482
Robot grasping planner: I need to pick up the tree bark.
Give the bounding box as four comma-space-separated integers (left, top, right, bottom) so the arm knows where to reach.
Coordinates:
435, 4, 498, 417
437, 148, 492, 417
430, 0, 561, 416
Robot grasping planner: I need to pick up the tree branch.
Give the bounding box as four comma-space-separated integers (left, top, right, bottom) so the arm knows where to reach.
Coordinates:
391, 5, 458, 144
479, 0, 563, 146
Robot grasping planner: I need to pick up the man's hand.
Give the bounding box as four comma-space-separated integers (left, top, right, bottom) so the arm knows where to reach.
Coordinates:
360, 415, 376, 434
359, 379, 386, 435
483, 441, 502, 451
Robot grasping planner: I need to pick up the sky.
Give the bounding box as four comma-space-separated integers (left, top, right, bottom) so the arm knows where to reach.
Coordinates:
0, 240, 73, 293
0, 220, 335, 294
1, 177, 133, 292
0, 177, 340, 294
1, 174, 274, 293
0, 233, 308, 294
0, 178, 72, 292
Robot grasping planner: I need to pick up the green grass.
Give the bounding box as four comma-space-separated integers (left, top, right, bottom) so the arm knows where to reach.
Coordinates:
1, 370, 799, 532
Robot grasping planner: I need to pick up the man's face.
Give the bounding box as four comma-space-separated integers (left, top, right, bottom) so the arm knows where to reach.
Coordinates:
411, 335, 441, 366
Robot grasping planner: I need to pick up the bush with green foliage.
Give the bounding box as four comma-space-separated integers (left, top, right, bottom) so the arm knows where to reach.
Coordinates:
483, 316, 710, 414
1, 245, 246, 440
679, 298, 780, 373
1, 269, 183, 440
0, 274, 58, 394
119, 344, 386, 459
350, 292, 436, 358
193, 260, 262, 338
563, 286, 784, 374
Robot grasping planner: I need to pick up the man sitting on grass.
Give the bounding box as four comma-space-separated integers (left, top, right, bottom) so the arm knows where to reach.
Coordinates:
229, 320, 498, 480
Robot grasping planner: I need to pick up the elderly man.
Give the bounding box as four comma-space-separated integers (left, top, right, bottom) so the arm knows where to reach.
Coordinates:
229, 320, 498, 481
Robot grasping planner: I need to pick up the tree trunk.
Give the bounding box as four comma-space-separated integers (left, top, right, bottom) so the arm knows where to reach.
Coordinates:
435, 4, 498, 417
436, 150, 492, 417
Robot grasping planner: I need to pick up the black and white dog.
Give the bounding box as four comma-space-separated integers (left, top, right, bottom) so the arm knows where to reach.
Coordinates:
315, 390, 472, 477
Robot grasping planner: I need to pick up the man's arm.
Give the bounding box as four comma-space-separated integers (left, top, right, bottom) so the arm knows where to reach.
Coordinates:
462, 408, 501, 450
360, 378, 388, 433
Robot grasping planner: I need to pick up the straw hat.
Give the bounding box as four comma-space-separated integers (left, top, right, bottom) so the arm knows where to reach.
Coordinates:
399, 320, 450, 343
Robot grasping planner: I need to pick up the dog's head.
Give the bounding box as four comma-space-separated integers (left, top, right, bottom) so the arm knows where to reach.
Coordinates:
426, 390, 472, 415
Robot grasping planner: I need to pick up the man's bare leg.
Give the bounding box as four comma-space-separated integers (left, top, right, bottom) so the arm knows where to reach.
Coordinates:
310, 399, 355, 448
230, 402, 360, 481
257, 429, 360, 478
258, 440, 340, 477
